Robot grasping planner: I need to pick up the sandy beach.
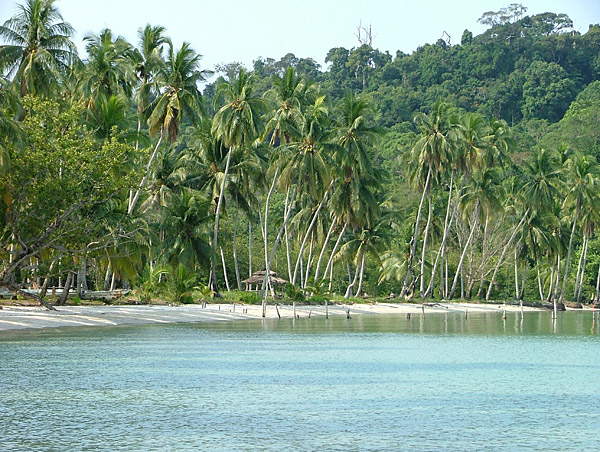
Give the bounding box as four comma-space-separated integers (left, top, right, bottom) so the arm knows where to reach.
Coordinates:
0, 301, 548, 332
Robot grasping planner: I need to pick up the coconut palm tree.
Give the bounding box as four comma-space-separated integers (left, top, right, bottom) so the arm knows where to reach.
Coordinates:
132, 25, 168, 120
128, 40, 208, 215
210, 67, 265, 294
78, 28, 136, 111
263, 66, 311, 145
448, 166, 502, 299
261, 67, 310, 280
158, 188, 212, 269
404, 101, 458, 296
559, 152, 599, 303
0, 0, 77, 99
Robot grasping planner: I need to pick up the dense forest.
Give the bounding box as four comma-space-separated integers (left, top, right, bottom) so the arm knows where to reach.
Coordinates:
1, 0, 600, 311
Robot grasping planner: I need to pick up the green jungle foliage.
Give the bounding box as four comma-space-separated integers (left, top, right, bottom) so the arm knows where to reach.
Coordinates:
1, 0, 600, 306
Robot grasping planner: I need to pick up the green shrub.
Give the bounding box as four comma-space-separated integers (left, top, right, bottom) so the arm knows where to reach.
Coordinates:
238, 292, 260, 304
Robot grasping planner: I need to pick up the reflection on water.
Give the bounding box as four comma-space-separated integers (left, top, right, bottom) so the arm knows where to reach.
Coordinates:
1, 311, 598, 452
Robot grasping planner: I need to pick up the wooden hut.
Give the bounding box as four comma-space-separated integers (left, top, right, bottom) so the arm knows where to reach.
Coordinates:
242, 270, 288, 294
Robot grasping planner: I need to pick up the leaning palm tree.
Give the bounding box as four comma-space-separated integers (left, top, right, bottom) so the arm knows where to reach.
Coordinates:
559, 152, 599, 303
128, 40, 208, 215
0, 0, 78, 99
486, 147, 562, 301
210, 67, 265, 294
403, 102, 458, 297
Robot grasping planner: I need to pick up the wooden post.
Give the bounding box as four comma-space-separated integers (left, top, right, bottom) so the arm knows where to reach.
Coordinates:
276, 304, 281, 319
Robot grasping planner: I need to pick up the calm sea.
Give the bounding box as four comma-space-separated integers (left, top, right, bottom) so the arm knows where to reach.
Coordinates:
1, 311, 599, 451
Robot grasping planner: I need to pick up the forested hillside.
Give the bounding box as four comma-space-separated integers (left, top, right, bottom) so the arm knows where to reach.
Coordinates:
1, 0, 599, 309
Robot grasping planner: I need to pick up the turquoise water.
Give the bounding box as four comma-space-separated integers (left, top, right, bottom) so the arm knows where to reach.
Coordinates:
1, 311, 599, 451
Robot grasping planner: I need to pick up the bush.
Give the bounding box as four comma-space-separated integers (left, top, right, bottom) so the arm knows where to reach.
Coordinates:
238, 292, 260, 304
309, 294, 328, 304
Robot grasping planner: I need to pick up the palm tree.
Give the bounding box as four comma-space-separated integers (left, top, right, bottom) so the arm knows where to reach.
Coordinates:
313, 92, 381, 286
78, 28, 136, 111
338, 213, 389, 298
262, 67, 310, 280
158, 188, 212, 269
263, 66, 310, 145
448, 166, 502, 299
0, 0, 78, 99
486, 148, 562, 301
128, 40, 208, 215
404, 102, 457, 296
210, 67, 265, 294
559, 153, 599, 303
132, 24, 168, 146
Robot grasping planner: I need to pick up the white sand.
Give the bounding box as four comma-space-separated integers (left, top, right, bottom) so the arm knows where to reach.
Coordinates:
0, 301, 548, 332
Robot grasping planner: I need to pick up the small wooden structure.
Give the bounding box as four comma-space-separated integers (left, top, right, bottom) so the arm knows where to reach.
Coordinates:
242, 270, 288, 294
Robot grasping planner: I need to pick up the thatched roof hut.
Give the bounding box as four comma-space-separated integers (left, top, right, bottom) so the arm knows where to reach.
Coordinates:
242, 270, 288, 291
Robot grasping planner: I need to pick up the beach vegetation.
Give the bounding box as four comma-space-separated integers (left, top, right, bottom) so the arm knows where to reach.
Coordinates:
1, 1, 600, 309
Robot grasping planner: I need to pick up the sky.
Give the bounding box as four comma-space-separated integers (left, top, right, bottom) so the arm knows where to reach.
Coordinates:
1, 0, 599, 75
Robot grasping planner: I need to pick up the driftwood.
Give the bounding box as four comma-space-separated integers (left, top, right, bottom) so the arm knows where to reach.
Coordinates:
14, 287, 57, 311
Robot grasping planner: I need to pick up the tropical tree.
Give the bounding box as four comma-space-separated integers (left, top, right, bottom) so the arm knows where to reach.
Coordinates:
0, 0, 78, 99
132, 24, 168, 146
403, 101, 457, 296
78, 28, 136, 111
559, 153, 599, 302
157, 188, 212, 269
128, 40, 207, 215
210, 67, 265, 294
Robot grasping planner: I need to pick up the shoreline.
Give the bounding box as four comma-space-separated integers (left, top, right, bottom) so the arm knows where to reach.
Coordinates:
0, 301, 556, 333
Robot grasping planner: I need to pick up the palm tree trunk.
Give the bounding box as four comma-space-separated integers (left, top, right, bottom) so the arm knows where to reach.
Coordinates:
553, 251, 562, 302
449, 204, 479, 299
486, 208, 529, 301
263, 168, 279, 274
576, 234, 589, 302
260, 185, 299, 317
128, 128, 164, 215
546, 257, 556, 302
248, 221, 253, 278
220, 247, 231, 292
328, 262, 334, 293
356, 252, 367, 297
403, 166, 431, 295
537, 265, 544, 302
210, 146, 234, 295
283, 187, 293, 282
314, 218, 336, 282
520, 260, 528, 300
595, 259, 600, 303
292, 182, 333, 285
419, 194, 433, 297
573, 234, 585, 301
426, 174, 460, 298
57, 271, 73, 306
560, 204, 579, 302
514, 247, 520, 299
304, 234, 315, 287
344, 258, 361, 299
233, 199, 241, 290
76, 257, 87, 297
40, 259, 57, 299
323, 221, 348, 284
104, 262, 112, 291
